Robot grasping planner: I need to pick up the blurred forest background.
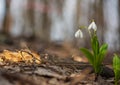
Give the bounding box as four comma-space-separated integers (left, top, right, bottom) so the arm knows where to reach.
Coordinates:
0, 0, 120, 51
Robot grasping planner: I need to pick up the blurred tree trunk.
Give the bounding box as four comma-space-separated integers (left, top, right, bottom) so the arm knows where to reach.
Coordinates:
2, 0, 11, 36
118, 0, 120, 50
40, 0, 51, 41
34, 0, 51, 42
94, 0, 104, 44
103, 0, 119, 51
24, 0, 35, 39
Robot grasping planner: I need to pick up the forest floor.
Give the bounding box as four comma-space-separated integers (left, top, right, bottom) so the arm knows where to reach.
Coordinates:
0, 37, 118, 85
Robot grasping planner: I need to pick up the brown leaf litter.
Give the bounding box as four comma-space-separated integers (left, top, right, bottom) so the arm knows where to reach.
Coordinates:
0, 49, 41, 64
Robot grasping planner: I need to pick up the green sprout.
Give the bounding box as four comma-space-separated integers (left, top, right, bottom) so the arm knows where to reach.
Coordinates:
113, 54, 120, 85
75, 20, 108, 81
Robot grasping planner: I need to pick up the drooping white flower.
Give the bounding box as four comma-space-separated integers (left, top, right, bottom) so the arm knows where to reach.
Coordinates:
88, 21, 97, 31
75, 29, 83, 38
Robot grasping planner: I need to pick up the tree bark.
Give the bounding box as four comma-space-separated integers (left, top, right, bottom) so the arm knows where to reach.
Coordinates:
2, 0, 11, 36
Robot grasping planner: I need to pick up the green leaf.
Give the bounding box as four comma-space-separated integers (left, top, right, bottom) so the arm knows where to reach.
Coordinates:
113, 54, 120, 83
95, 37, 99, 55
91, 37, 95, 55
91, 36, 100, 72
100, 43, 108, 55
91, 36, 99, 56
113, 55, 120, 71
98, 43, 108, 64
80, 48, 94, 65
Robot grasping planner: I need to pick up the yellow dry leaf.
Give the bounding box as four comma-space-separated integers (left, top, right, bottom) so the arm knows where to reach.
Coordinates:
0, 53, 4, 62
2, 49, 41, 64
3, 50, 22, 62
19, 50, 41, 64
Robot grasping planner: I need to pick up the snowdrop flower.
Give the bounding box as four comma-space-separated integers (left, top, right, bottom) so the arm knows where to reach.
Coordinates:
75, 29, 83, 38
88, 21, 97, 31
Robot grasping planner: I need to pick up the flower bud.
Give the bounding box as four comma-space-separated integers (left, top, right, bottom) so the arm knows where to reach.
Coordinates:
75, 29, 83, 38
88, 21, 97, 31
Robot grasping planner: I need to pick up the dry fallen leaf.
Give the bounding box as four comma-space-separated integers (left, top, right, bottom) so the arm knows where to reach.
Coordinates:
0, 49, 41, 64
72, 55, 88, 62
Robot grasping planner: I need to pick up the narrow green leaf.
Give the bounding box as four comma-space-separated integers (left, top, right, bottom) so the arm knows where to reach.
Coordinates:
95, 36, 99, 55
113, 54, 120, 83
113, 55, 120, 71
80, 48, 94, 65
91, 36, 100, 72
100, 43, 108, 54
91, 36, 96, 55
97, 53, 103, 64
91, 36, 99, 56
98, 44, 108, 64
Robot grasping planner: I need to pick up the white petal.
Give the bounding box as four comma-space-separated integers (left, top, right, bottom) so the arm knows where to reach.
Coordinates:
92, 22, 97, 31
75, 29, 83, 38
88, 21, 97, 31
88, 22, 93, 30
